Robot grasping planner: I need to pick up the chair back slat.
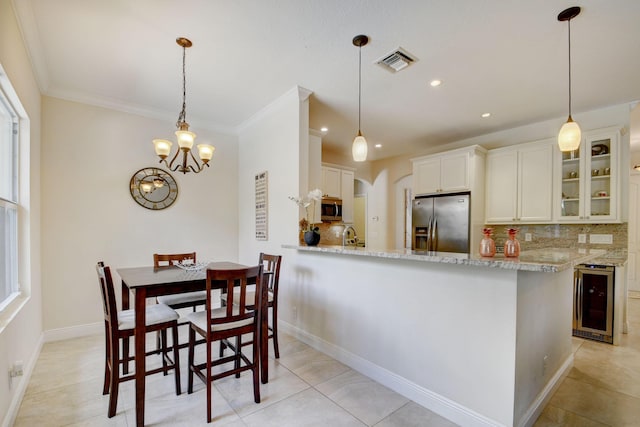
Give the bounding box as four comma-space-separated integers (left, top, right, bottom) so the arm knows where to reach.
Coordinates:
154, 252, 197, 268
207, 265, 263, 330
259, 253, 282, 294
96, 262, 118, 326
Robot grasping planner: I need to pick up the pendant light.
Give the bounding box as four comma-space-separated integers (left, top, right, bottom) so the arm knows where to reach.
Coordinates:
557, 7, 582, 152
352, 35, 369, 162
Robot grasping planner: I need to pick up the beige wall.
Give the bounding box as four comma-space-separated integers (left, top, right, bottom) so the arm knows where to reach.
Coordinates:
237, 87, 308, 264
40, 97, 240, 331
0, 0, 43, 423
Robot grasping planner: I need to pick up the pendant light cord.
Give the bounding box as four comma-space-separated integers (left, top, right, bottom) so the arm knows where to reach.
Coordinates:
358, 43, 362, 133
567, 19, 572, 117
177, 45, 187, 127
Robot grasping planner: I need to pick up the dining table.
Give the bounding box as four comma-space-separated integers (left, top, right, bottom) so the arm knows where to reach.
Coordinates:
117, 261, 269, 427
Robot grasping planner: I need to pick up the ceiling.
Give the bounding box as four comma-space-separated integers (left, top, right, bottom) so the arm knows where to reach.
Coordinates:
12, 0, 640, 161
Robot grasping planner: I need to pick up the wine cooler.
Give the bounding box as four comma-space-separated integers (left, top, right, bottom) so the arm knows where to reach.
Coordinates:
573, 264, 614, 344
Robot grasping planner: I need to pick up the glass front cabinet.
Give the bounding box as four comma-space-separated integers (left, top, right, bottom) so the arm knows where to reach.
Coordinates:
557, 127, 620, 222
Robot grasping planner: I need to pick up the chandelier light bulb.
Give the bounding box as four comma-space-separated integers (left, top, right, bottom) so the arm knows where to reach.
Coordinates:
153, 139, 172, 158
197, 144, 215, 162
175, 129, 196, 150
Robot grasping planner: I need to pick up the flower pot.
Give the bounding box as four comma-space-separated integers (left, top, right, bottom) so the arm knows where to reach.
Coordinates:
303, 230, 320, 246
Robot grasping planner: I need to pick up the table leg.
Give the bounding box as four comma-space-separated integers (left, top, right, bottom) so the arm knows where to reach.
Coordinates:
134, 288, 147, 427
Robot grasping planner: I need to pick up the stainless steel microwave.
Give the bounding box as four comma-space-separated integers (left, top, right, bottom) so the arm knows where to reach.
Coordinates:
321, 197, 342, 221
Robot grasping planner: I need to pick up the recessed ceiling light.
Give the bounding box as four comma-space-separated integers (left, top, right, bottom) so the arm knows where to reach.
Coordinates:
320, 127, 328, 132
430, 80, 442, 87
481, 113, 491, 118
375, 144, 382, 148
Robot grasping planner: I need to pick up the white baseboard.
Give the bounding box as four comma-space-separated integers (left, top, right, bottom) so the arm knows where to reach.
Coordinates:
2, 333, 44, 427
43, 321, 102, 342
516, 354, 573, 427
280, 321, 504, 427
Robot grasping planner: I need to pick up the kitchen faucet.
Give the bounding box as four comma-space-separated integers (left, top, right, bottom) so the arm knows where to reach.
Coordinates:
342, 225, 358, 247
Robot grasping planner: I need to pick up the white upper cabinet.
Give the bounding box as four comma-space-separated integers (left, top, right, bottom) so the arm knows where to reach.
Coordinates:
322, 166, 341, 198
321, 164, 355, 223
485, 139, 554, 224
555, 127, 620, 223
412, 146, 483, 196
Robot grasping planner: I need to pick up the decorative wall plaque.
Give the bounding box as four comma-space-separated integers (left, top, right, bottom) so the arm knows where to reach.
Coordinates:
255, 171, 268, 240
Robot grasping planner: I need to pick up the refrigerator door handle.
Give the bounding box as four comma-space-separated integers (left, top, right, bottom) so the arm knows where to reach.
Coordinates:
432, 218, 437, 251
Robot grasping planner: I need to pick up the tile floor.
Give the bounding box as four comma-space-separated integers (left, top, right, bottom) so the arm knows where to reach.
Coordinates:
13, 298, 640, 426
534, 296, 640, 427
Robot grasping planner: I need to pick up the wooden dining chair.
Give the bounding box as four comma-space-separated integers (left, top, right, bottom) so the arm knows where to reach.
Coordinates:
220, 253, 283, 357
186, 265, 263, 423
154, 252, 208, 351
154, 252, 208, 310
96, 262, 181, 418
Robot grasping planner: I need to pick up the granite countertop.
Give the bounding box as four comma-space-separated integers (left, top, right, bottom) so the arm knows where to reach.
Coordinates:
282, 244, 612, 273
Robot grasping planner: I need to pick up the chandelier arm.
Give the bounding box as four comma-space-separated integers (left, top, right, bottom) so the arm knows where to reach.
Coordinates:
166, 146, 182, 170
188, 150, 204, 173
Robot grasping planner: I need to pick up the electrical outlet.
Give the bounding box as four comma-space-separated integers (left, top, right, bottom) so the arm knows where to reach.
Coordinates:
590, 234, 613, 244
524, 233, 532, 242
578, 234, 587, 244
543, 355, 549, 375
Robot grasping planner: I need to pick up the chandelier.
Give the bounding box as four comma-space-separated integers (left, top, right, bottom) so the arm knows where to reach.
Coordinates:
153, 37, 215, 173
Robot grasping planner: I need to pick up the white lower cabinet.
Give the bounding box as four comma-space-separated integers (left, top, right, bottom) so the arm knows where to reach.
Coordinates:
486, 139, 554, 224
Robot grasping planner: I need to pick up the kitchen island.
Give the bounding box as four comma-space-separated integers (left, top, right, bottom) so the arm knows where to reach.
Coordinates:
280, 245, 604, 427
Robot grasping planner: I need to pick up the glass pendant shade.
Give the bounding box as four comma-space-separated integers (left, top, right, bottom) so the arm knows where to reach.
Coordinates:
197, 144, 215, 162
175, 129, 196, 150
352, 132, 368, 162
558, 117, 581, 152
153, 139, 172, 158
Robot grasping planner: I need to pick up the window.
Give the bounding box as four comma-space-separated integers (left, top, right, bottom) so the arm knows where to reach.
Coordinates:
0, 83, 19, 311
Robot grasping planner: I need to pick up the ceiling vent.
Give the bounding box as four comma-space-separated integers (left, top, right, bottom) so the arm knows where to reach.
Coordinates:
376, 47, 417, 73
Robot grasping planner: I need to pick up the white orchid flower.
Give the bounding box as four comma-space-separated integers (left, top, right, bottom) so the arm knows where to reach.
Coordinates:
307, 188, 323, 201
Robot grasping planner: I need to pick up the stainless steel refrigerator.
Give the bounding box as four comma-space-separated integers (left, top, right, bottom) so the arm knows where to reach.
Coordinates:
412, 192, 470, 253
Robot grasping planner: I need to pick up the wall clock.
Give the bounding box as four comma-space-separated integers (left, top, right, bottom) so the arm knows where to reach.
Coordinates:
129, 167, 178, 210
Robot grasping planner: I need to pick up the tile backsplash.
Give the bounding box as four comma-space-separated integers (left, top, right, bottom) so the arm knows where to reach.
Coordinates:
484, 223, 628, 256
